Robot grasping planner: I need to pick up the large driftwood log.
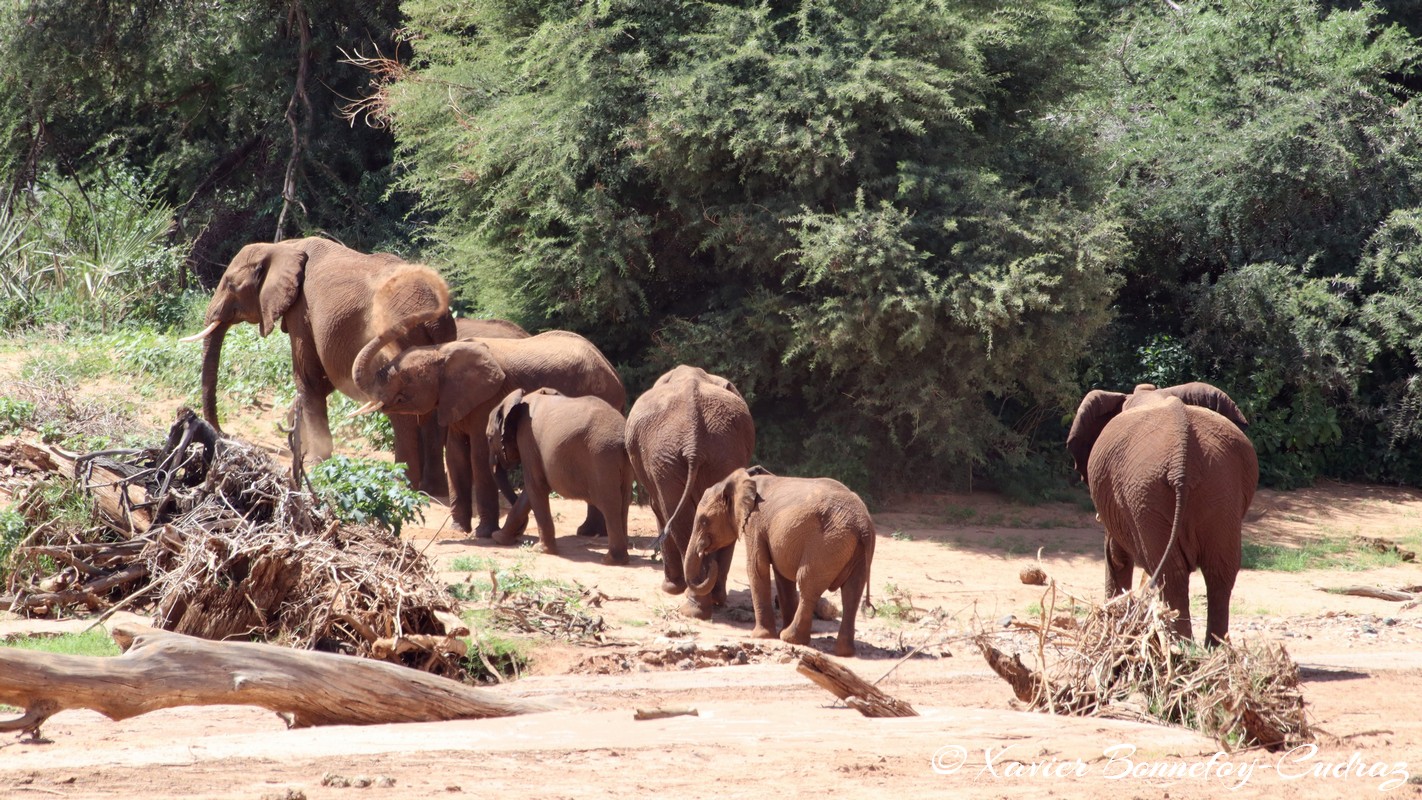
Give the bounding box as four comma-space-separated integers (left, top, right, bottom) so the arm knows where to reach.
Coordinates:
1323, 586, 1415, 602
0, 623, 552, 733
795, 649, 917, 718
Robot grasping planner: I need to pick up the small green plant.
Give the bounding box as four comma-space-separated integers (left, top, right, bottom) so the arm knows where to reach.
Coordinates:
461, 628, 531, 683
0, 397, 35, 433
0, 509, 26, 578
307, 455, 426, 536
939, 504, 977, 524
890, 529, 912, 541
0, 629, 120, 657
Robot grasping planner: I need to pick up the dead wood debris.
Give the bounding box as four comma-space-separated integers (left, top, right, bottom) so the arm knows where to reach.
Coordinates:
0, 408, 466, 678
977, 582, 1311, 751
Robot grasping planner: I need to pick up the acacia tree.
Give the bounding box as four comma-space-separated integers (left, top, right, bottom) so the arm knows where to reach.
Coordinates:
1083, 0, 1422, 485
380, 0, 1125, 488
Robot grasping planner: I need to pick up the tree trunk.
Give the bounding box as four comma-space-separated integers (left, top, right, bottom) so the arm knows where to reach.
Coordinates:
0, 624, 552, 733
795, 649, 917, 718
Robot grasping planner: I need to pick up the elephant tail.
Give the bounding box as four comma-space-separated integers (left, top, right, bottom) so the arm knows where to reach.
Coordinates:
659, 455, 701, 553
1148, 478, 1186, 590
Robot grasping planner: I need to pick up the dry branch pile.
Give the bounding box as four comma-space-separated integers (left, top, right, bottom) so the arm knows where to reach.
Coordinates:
977, 582, 1311, 751
0, 409, 467, 678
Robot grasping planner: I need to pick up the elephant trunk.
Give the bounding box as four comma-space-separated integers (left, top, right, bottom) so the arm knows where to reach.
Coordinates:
684, 540, 719, 597
493, 462, 519, 505
353, 301, 451, 403
198, 323, 231, 430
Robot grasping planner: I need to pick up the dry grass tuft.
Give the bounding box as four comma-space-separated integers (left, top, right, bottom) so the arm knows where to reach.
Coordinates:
977, 582, 1311, 751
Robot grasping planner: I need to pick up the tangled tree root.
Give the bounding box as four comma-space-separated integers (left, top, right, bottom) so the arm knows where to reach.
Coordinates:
977, 582, 1311, 751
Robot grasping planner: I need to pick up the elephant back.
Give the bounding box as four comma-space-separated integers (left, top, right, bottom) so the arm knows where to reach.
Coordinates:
482, 331, 626, 411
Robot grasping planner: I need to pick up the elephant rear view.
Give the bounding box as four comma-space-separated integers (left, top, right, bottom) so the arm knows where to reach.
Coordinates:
685, 469, 875, 657
1073, 389, 1258, 645
625, 365, 755, 620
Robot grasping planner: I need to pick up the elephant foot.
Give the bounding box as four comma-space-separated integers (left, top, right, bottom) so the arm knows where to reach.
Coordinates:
492, 530, 523, 547
661, 578, 687, 596
832, 640, 857, 657
472, 521, 499, 539
779, 628, 810, 646
536, 542, 559, 555
576, 522, 607, 537
679, 599, 715, 620
749, 626, 776, 640
450, 519, 472, 535
601, 549, 630, 566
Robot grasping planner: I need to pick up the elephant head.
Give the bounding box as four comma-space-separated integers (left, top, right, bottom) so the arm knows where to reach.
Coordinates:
488, 389, 529, 470
1067, 382, 1249, 482
684, 469, 761, 597
181, 242, 308, 429
352, 339, 508, 428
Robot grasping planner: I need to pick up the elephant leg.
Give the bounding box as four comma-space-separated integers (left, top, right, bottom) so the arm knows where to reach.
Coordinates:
389, 412, 423, 492
599, 499, 629, 566
468, 433, 502, 538
294, 390, 334, 466
659, 530, 688, 595
834, 563, 867, 657
1159, 566, 1194, 641
526, 486, 559, 555
1104, 537, 1134, 598
445, 429, 474, 534
773, 570, 797, 633
1202, 566, 1236, 647
780, 569, 823, 647
576, 505, 607, 537
493, 494, 532, 546
418, 414, 449, 497
710, 544, 734, 607
743, 540, 777, 638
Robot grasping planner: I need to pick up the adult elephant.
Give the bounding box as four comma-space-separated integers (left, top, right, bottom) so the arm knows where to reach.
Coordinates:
625, 365, 754, 619
1067, 387, 1258, 645
182, 238, 455, 493
352, 327, 625, 536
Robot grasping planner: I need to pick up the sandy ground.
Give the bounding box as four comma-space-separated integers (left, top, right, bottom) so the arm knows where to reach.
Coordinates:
3, 400, 1422, 798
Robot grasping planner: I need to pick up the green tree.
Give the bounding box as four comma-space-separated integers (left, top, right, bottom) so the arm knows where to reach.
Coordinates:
381, 0, 1125, 488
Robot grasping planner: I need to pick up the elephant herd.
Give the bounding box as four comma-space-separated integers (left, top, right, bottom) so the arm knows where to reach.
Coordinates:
187, 237, 1260, 654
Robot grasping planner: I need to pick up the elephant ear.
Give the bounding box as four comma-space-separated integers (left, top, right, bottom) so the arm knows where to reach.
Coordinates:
437, 342, 507, 428
730, 470, 761, 531
1065, 390, 1128, 482
1155, 382, 1250, 431
495, 389, 528, 462
258, 245, 307, 337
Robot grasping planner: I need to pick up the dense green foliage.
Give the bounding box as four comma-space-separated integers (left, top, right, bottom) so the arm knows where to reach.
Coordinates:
385, 0, 1124, 487
308, 455, 427, 535
7, 0, 1422, 491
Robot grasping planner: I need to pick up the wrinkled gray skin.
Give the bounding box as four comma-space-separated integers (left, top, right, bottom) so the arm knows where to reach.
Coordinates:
625, 365, 754, 619
685, 469, 876, 657
353, 330, 625, 536
1068, 388, 1258, 646
191, 238, 454, 493
488, 388, 634, 565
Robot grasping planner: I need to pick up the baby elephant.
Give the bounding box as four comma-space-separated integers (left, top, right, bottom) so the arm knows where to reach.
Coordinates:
487, 388, 633, 565
684, 468, 876, 656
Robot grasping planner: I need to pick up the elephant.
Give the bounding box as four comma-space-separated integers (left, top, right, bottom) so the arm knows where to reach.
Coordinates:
487, 388, 633, 564
456, 317, 530, 340
182, 237, 455, 494
1067, 386, 1258, 645
1066, 381, 1249, 482
351, 328, 626, 537
684, 468, 876, 657
625, 365, 755, 619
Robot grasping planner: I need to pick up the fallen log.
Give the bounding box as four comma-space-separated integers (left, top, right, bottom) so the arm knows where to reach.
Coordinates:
1323, 586, 1415, 602
0, 623, 553, 734
795, 649, 917, 717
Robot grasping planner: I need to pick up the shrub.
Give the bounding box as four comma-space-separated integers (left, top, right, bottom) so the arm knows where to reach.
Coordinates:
307, 455, 425, 536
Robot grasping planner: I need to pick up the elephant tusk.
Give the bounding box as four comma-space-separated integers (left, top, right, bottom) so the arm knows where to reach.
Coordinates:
351, 400, 384, 416
178, 321, 221, 343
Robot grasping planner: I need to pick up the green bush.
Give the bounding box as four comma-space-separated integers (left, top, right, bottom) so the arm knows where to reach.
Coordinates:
0, 508, 25, 579
307, 455, 425, 536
